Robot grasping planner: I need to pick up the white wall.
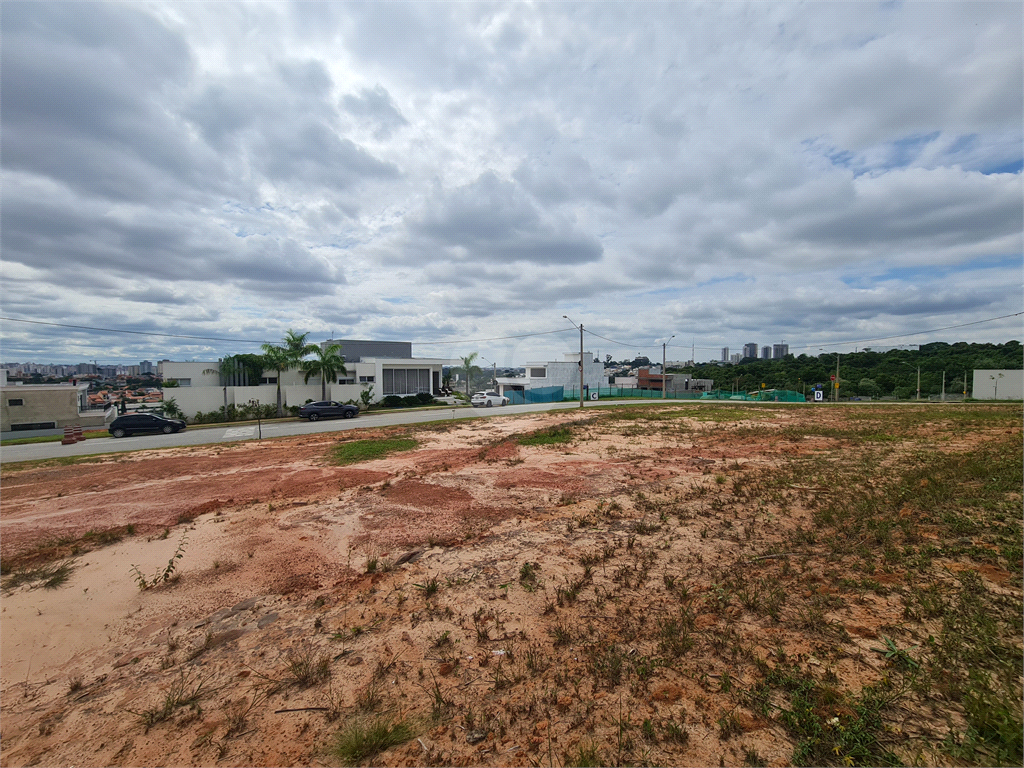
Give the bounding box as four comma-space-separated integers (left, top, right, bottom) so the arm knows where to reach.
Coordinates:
972, 370, 1023, 400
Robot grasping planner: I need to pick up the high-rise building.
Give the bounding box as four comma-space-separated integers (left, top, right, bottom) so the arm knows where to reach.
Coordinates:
773, 343, 790, 359
761, 346, 771, 359
140, 360, 154, 374
743, 343, 758, 359
730, 353, 742, 364
720, 347, 729, 362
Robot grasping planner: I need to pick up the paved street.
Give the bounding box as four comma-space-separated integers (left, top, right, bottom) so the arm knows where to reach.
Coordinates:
0, 399, 662, 463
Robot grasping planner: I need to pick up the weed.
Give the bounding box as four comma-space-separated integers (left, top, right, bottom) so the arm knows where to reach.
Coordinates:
519, 426, 574, 446
663, 718, 689, 745
414, 576, 440, 598
2, 560, 75, 592
287, 647, 332, 687
126, 669, 211, 731
565, 741, 602, 767
743, 745, 767, 767
131, 531, 188, 590
331, 716, 416, 766
67, 676, 84, 695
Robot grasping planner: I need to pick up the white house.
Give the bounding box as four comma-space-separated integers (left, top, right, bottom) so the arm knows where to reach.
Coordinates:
495, 352, 604, 399
161, 341, 454, 419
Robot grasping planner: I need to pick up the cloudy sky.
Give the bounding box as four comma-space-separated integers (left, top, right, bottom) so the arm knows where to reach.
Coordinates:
2, 1, 1021, 367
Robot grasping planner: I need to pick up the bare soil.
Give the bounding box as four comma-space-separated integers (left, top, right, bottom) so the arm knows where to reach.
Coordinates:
1, 404, 1020, 767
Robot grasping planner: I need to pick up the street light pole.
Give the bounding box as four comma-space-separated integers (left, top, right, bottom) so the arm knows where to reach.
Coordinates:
563, 315, 585, 409
662, 335, 675, 400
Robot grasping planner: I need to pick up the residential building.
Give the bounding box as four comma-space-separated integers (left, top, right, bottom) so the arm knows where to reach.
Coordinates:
161, 340, 453, 419
730, 353, 742, 364
743, 343, 758, 359
1, 381, 115, 432
761, 346, 771, 359
773, 343, 790, 359
666, 374, 714, 393
495, 352, 604, 399
140, 360, 154, 374
720, 347, 729, 362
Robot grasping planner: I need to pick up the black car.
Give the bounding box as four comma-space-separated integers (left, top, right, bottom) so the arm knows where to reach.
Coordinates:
109, 413, 187, 437
298, 401, 359, 421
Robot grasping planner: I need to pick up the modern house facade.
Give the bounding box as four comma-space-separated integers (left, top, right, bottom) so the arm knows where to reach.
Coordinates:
495, 352, 604, 398
162, 340, 453, 419
1, 381, 116, 432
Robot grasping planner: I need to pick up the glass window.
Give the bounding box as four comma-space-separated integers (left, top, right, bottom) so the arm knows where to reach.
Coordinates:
530, 367, 546, 378
8, 398, 23, 406
260, 377, 277, 384
383, 369, 394, 394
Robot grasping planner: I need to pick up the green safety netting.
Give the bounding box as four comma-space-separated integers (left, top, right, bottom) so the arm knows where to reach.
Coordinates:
562, 388, 705, 401
699, 388, 806, 402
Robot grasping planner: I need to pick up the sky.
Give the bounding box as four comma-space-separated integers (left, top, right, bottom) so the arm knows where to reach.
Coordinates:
1, 1, 1022, 367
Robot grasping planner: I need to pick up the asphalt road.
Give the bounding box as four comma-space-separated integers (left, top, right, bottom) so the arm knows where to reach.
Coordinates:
0, 399, 657, 463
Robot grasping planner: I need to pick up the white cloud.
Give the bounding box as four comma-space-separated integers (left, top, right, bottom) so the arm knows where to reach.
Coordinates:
1, 1, 1020, 365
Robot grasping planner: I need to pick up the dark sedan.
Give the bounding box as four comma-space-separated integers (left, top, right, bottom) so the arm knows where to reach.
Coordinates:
109, 413, 187, 438
298, 401, 359, 421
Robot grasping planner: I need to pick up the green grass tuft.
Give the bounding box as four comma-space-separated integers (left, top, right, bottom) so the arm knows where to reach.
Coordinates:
332, 716, 417, 765
330, 437, 418, 465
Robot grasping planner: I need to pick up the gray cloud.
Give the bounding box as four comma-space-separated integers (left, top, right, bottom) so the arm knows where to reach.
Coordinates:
1, 1, 1020, 365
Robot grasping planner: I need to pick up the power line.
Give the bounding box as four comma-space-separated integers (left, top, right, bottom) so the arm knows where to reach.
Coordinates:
3, 310, 1020, 358
0, 317, 272, 344
792, 311, 1024, 351
411, 329, 572, 345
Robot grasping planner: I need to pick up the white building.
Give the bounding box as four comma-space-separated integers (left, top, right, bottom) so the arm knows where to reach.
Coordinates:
161, 342, 453, 419
972, 369, 1023, 400
495, 352, 604, 399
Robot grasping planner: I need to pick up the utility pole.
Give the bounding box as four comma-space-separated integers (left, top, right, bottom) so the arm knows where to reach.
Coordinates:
563, 316, 585, 409
835, 354, 840, 403
916, 366, 921, 401
941, 371, 945, 402
662, 335, 675, 400
963, 371, 967, 398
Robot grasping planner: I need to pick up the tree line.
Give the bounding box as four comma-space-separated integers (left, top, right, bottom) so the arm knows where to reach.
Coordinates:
669, 341, 1022, 399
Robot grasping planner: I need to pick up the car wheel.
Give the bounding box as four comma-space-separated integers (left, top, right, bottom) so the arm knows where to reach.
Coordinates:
309, 413, 320, 422
112, 428, 126, 438
343, 410, 355, 418
162, 425, 174, 434
486, 400, 492, 407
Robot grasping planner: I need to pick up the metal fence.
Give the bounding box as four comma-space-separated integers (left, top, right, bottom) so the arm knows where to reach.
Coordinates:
563, 387, 705, 401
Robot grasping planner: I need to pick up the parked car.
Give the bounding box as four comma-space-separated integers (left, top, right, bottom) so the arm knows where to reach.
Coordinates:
298, 401, 359, 421
109, 413, 187, 438
471, 391, 509, 407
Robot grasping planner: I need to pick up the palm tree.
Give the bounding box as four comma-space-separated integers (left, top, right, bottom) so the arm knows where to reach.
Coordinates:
460, 352, 480, 397
260, 344, 293, 418
202, 357, 241, 421
261, 330, 316, 418
302, 344, 347, 401
283, 330, 312, 360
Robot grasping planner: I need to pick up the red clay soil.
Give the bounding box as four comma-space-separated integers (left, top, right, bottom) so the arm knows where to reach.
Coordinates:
1, 404, 1020, 768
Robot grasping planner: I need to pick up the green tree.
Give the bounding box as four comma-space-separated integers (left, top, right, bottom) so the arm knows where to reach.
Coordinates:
262, 329, 315, 417
302, 343, 347, 401
460, 352, 480, 397
162, 397, 184, 420
260, 344, 293, 418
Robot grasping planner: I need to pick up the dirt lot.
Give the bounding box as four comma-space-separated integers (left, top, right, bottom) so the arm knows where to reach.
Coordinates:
1, 403, 1021, 767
